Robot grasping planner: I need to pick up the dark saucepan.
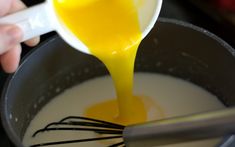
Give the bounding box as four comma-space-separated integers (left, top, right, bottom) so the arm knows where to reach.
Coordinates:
2, 18, 235, 147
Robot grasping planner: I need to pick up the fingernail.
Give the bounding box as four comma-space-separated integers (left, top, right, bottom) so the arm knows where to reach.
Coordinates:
25, 37, 40, 47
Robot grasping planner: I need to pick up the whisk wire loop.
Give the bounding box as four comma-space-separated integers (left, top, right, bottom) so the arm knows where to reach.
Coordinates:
31, 116, 126, 147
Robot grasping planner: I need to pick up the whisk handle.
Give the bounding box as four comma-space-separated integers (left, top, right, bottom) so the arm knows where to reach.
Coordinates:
123, 108, 235, 147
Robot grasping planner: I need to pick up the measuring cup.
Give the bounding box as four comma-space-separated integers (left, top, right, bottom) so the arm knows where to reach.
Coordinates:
0, 0, 162, 54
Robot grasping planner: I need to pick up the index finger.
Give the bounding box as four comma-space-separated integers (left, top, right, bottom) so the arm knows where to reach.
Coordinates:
0, 0, 13, 16
9, 0, 26, 13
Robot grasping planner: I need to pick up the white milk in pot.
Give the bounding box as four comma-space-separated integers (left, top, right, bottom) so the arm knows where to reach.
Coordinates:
23, 73, 224, 147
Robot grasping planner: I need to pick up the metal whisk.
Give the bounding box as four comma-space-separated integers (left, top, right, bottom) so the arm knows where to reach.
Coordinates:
31, 108, 235, 147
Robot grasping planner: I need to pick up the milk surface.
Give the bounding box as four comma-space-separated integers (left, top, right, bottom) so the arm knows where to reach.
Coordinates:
23, 73, 225, 147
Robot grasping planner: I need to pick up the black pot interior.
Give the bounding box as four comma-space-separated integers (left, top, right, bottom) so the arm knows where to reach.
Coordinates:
2, 18, 235, 146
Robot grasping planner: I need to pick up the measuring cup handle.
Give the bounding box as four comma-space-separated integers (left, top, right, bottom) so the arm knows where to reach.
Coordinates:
0, 3, 54, 42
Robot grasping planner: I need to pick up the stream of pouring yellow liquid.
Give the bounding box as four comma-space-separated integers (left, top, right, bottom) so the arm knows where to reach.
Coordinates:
54, 0, 147, 125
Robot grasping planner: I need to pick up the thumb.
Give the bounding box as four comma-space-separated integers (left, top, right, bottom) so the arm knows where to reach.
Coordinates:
0, 24, 22, 54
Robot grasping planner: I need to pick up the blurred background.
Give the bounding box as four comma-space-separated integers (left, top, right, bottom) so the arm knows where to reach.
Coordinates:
1, 0, 235, 146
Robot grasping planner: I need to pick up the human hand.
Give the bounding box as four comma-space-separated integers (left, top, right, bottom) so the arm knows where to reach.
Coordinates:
0, 0, 40, 73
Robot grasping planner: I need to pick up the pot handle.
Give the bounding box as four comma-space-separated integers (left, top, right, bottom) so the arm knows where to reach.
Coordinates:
0, 3, 54, 43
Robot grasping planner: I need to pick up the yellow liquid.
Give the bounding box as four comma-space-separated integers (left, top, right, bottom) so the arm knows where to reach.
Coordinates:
54, 0, 146, 125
